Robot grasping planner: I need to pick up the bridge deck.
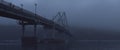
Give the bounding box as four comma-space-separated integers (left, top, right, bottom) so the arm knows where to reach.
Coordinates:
0, 0, 72, 36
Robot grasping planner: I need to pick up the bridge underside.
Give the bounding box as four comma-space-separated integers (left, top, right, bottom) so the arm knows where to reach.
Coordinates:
0, 10, 34, 22
0, 1, 72, 37
0, 1, 72, 49
0, 7, 54, 28
0, 9, 64, 32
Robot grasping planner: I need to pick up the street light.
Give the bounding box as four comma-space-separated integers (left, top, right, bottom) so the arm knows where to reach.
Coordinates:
34, 3, 37, 15
21, 4, 23, 9
34, 3, 37, 37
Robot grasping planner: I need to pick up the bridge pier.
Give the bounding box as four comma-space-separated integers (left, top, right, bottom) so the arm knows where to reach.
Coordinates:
0, 1, 71, 49
34, 24, 37, 37
22, 24, 25, 36
21, 23, 38, 50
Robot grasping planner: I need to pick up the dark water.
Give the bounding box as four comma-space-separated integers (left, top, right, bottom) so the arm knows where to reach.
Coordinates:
1, 40, 120, 50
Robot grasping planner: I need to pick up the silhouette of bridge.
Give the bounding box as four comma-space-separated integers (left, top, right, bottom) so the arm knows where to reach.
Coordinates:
0, 0, 72, 36
0, 0, 72, 50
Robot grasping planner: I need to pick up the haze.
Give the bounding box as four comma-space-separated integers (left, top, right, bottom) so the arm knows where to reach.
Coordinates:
1, 0, 120, 31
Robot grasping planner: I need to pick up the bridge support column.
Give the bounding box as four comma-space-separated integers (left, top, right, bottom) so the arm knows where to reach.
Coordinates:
34, 24, 37, 37
22, 24, 25, 36
21, 22, 38, 50
33, 24, 37, 50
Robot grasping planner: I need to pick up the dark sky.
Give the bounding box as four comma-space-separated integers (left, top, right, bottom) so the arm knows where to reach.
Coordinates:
1, 0, 120, 31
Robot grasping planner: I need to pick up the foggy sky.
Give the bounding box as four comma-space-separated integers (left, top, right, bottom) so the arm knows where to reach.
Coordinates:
1, 0, 120, 31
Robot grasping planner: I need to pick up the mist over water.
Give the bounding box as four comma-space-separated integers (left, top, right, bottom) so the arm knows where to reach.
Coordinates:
1, 0, 120, 50
0, 25, 120, 50
2, 0, 120, 31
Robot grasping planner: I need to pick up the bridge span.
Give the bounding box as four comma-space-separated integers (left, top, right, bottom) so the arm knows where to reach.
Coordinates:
0, 0, 73, 50
0, 0, 72, 36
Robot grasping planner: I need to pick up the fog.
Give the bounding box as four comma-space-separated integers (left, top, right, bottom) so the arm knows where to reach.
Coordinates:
1, 0, 120, 31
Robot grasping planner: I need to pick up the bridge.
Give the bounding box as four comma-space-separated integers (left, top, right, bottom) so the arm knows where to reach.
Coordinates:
0, 0, 72, 36
0, 0, 73, 50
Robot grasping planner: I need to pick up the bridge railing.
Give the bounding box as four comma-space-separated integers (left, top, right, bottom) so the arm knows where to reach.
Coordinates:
1, 1, 57, 24
2, 1, 54, 24
0, 0, 11, 6
0, 1, 33, 18
0, 1, 54, 26
1, 0, 54, 23
0, 0, 70, 34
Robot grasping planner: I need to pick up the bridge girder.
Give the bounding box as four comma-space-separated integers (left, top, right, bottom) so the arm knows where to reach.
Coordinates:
0, 1, 71, 36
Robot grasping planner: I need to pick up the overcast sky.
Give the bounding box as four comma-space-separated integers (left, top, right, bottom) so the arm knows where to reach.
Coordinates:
1, 0, 120, 31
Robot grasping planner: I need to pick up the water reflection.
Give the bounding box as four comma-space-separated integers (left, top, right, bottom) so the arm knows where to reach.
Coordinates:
1, 40, 120, 50
22, 42, 69, 50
